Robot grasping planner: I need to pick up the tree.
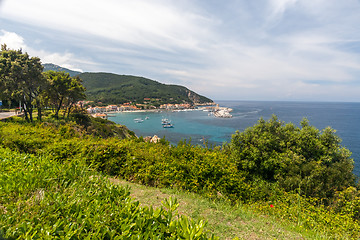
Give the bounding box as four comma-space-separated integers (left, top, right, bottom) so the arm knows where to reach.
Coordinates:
229, 115, 355, 199
63, 76, 86, 118
43, 71, 85, 118
0, 44, 45, 122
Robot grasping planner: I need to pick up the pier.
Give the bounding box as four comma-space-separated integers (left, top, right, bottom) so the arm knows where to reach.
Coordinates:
198, 104, 233, 118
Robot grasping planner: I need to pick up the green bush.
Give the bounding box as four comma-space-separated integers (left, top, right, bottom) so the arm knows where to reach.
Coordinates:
229, 115, 355, 199
0, 147, 216, 239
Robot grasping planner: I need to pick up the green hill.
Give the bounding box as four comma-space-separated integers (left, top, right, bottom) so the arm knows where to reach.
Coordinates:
78, 72, 213, 105
42, 64, 214, 105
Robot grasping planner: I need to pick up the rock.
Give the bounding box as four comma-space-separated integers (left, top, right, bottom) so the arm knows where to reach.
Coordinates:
150, 135, 161, 143
143, 136, 152, 142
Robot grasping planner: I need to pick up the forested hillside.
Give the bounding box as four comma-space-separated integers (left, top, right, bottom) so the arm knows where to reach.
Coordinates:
78, 72, 213, 105
42, 64, 214, 106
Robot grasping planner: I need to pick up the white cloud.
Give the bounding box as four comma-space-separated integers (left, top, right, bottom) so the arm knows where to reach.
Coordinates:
0, 30, 87, 72
0, 0, 214, 52
0, 30, 26, 49
1, 0, 360, 101
269, 0, 298, 19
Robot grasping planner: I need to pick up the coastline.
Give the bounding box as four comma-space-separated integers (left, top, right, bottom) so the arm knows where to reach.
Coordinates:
88, 101, 232, 119
103, 107, 233, 118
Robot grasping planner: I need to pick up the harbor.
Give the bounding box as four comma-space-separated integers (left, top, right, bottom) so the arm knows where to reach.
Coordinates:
198, 104, 233, 118
110, 107, 236, 146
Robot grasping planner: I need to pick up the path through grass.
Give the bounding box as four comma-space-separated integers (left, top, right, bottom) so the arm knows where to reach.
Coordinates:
111, 178, 317, 240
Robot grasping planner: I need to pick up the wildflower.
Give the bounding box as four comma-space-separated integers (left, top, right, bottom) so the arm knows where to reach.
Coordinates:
270, 204, 274, 208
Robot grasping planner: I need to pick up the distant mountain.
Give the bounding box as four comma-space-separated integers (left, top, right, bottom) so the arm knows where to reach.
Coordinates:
78, 72, 213, 105
42, 63, 82, 77
42, 64, 213, 105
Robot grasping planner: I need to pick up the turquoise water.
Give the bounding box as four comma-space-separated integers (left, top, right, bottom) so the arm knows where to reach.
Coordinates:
110, 101, 360, 176
110, 109, 236, 145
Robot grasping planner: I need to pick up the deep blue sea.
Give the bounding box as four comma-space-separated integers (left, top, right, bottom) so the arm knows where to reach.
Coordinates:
110, 101, 360, 176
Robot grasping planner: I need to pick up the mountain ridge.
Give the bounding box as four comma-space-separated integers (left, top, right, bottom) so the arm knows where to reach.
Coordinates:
43, 63, 82, 77
43, 64, 213, 105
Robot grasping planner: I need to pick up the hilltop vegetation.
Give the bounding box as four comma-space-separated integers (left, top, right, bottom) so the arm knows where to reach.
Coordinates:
0, 115, 360, 238
78, 72, 213, 106
44, 63, 214, 106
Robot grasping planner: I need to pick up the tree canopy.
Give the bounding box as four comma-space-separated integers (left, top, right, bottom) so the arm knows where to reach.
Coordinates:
43, 71, 86, 119
229, 115, 355, 199
0, 44, 45, 121
0, 46, 86, 121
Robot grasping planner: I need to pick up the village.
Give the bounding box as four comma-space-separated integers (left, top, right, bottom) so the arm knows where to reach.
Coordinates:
82, 100, 196, 119
81, 100, 232, 119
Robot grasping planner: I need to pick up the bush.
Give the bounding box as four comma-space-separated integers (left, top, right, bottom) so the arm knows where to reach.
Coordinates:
0, 147, 216, 239
229, 115, 356, 199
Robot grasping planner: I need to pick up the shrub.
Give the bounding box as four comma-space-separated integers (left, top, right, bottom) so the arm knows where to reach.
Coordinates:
229, 115, 356, 199
0, 147, 216, 239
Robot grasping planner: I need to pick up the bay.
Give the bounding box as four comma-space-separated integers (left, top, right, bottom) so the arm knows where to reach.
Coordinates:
110, 101, 360, 176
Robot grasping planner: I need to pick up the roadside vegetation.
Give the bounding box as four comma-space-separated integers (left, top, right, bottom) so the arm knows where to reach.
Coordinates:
1, 46, 360, 239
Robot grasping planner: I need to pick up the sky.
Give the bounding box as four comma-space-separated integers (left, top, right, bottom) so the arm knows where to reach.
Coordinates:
1, 0, 360, 102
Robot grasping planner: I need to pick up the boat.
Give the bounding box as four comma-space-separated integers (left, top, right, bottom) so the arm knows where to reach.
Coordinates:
134, 118, 144, 123
145, 116, 149, 120
161, 118, 171, 125
163, 123, 174, 128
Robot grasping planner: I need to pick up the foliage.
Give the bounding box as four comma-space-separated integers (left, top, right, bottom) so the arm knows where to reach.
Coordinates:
86, 115, 136, 139
0, 44, 45, 122
0, 116, 134, 155
331, 186, 360, 220
43, 70, 86, 119
250, 192, 360, 238
0, 147, 216, 239
0, 117, 359, 238
78, 72, 213, 105
229, 115, 356, 199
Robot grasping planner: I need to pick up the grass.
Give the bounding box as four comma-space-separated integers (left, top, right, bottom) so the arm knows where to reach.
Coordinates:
111, 178, 319, 240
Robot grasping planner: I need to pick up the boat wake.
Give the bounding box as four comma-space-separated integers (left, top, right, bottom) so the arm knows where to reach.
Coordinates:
233, 109, 262, 118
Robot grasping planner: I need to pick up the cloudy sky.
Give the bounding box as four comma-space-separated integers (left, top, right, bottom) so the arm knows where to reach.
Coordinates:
1, 0, 360, 101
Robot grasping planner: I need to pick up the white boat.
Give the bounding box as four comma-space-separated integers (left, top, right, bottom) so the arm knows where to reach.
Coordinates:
134, 118, 144, 123
161, 118, 171, 125
145, 116, 149, 120
163, 123, 174, 128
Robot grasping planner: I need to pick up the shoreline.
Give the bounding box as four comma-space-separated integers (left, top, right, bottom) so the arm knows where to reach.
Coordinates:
103, 108, 202, 114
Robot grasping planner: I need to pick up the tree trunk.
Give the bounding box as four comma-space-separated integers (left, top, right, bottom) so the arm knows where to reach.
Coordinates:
37, 107, 42, 121
55, 98, 63, 119
28, 107, 33, 122
22, 102, 30, 122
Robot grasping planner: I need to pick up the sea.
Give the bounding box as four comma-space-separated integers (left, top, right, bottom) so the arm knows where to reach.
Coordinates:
110, 101, 360, 177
